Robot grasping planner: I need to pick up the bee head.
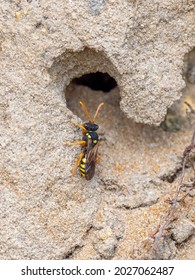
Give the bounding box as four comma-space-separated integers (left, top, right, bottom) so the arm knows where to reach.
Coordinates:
84, 123, 99, 131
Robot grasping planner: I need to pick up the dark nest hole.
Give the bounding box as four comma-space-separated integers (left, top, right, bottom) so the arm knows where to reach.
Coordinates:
65, 71, 119, 120
72, 71, 117, 93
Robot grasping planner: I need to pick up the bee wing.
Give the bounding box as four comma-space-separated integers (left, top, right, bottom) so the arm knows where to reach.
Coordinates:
85, 144, 99, 180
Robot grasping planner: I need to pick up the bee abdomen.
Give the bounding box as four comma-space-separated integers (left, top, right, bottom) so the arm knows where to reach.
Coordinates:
79, 157, 86, 177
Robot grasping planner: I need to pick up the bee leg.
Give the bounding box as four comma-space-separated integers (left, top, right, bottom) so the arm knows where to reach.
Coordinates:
72, 152, 85, 176
95, 156, 101, 164
64, 140, 86, 146
71, 121, 86, 134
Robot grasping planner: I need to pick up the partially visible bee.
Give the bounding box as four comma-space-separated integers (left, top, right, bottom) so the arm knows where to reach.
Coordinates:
64, 101, 104, 180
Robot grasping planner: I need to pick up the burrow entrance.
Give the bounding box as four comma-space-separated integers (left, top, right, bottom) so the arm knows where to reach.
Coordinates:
72, 72, 117, 93
65, 71, 119, 121
48, 47, 121, 121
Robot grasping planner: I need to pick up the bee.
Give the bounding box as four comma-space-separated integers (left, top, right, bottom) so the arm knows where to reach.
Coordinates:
64, 101, 104, 180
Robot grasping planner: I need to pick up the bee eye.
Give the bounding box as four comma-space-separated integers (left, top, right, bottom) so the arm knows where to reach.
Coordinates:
93, 124, 99, 131
84, 123, 90, 130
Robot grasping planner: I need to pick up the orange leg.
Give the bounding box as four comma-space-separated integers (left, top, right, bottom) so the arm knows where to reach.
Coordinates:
95, 143, 100, 164
71, 121, 86, 134
96, 156, 100, 164
72, 152, 84, 176
64, 140, 86, 146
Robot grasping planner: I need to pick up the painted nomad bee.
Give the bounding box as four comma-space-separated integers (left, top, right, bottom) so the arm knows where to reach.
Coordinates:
64, 101, 104, 180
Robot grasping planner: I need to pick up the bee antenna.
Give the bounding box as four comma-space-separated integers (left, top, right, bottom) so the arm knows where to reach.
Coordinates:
79, 101, 92, 122
93, 103, 104, 123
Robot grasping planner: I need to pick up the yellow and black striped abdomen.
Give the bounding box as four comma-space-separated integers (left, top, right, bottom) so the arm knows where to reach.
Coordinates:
79, 157, 86, 177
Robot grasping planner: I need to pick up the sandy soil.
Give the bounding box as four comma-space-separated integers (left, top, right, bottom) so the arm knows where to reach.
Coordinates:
64, 77, 195, 259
